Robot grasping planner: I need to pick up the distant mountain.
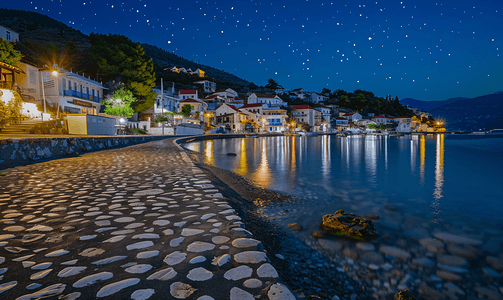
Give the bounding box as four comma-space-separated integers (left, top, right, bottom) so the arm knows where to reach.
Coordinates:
0, 8, 250, 87
400, 97, 468, 111
428, 93, 503, 131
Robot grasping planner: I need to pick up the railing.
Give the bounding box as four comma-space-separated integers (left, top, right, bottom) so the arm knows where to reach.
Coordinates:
268, 121, 283, 126
64, 90, 102, 103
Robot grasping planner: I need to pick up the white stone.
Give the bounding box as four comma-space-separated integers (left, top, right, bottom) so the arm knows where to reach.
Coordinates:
79, 248, 105, 257
197, 296, 215, 300
212, 254, 231, 266
232, 238, 261, 249
125, 223, 145, 229
132, 233, 160, 240
16, 284, 66, 300
230, 287, 254, 300
26, 225, 53, 232
131, 289, 155, 300
379, 246, 411, 260
45, 249, 69, 257
211, 236, 230, 244
170, 237, 185, 247
181, 228, 205, 236
153, 220, 170, 226
23, 261, 35, 268
103, 235, 127, 243
0, 281, 17, 294
31, 262, 52, 270
201, 213, 216, 220
30, 269, 53, 280
0, 234, 15, 241
79, 235, 97, 241
115, 217, 136, 223
267, 283, 296, 300
163, 229, 174, 236
224, 265, 253, 281
127, 241, 154, 250
147, 268, 177, 281
170, 282, 196, 299
137, 251, 159, 259
58, 267, 87, 278
134, 189, 164, 196
4, 226, 25, 232
187, 242, 215, 253
125, 264, 153, 274
243, 279, 263, 288
356, 242, 376, 252
257, 263, 279, 278
187, 267, 213, 281
73, 272, 113, 288
92, 256, 127, 265
61, 259, 78, 266
174, 222, 186, 228
189, 256, 207, 264
234, 251, 267, 264
164, 251, 187, 266
96, 278, 140, 298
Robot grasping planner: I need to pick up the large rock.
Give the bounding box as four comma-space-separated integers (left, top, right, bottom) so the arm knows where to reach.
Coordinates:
394, 290, 421, 300
320, 210, 378, 240
486, 256, 503, 271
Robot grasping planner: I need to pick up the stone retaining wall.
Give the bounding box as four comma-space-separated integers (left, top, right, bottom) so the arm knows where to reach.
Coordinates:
0, 135, 174, 169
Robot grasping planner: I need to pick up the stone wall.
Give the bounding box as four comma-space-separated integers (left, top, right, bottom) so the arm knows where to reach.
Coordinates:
0, 136, 174, 169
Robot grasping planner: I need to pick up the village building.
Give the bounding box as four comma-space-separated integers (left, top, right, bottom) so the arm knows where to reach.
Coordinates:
247, 93, 287, 106
291, 105, 322, 132
194, 80, 216, 93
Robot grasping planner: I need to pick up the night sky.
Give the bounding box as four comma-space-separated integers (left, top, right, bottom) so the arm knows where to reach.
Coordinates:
3, 0, 502, 100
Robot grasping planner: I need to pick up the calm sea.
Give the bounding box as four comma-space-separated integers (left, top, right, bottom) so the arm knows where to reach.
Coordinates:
184, 135, 503, 233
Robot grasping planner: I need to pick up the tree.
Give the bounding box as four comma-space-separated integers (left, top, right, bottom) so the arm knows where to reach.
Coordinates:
265, 78, 279, 90
338, 95, 349, 107
180, 104, 192, 117
0, 89, 23, 130
100, 85, 135, 117
321, 88, 331, 95
0, 38, 22, 65
88, 34, 156, 113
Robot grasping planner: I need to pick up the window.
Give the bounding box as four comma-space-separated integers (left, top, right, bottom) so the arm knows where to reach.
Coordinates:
6, 31, 11, 41
29, 70, 37, 84
75, 82, 78, 91
97, 90, 100, 99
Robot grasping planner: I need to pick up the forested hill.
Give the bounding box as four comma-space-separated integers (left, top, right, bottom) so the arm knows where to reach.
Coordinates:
0, 8, 250, 85
400, 97, 468, 111
141, 44, 250, 86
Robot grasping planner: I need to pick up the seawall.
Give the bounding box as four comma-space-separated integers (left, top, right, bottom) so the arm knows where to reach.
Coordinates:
0, 135, 174, 170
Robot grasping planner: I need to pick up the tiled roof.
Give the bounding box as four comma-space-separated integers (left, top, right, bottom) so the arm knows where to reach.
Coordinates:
204, 95, 219, 100
291, 105, 314, 110
335, 117, 348, 120
343, 112, 357, 116
179, 90, 197, 94
227, 104, 240, 112
241, 103, 265, 108
252, 93, 277, 98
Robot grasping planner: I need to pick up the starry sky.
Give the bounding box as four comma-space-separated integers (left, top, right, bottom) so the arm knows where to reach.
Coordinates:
3, 0, 502, 100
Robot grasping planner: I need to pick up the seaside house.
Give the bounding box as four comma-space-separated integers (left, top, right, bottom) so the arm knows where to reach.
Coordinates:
177, 98, 208, 120
373, 116, 393, 126
334, 117, 349, 131
0, 25, 19, 43
342, 112, 363, 122
247, 93, 287, 106
152, 88, 179, 113
194, 80, 216, 93
311, 92, 329, 104
313, 104, 332, 132
395, 116, 413, 133
179, 89, 199, 100
291, 105, 322, 132
262, 106, 288, 133
215, 103, 248, 132
190, 69, 206, 77
165, 66, 179, 73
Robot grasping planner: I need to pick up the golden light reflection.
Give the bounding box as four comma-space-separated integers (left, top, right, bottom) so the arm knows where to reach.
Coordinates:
420, 135, 426, 184
204, 140, 214, 165
290, 136, 296, 174
236, 138, 248, 176
431, 134, 445, 224
321, 135, 330, 175
252, 140, 271, 188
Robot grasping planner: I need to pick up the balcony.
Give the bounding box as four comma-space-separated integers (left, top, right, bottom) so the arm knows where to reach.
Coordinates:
64, 90, 102, 103
267, 120, 283, 126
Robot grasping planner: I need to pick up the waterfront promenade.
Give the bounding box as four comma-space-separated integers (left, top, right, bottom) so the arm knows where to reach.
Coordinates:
0, 138, 295, 299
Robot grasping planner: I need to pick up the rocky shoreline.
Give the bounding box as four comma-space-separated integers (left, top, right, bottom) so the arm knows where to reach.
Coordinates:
184, 145, 503, 300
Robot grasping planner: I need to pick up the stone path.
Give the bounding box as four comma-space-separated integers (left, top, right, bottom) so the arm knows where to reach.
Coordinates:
0, 139, 295, 300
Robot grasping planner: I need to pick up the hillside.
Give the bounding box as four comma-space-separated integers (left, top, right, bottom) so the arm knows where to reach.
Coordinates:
0, 8, 250, 87
428, 93, 503, 131
400, 97, 468, 111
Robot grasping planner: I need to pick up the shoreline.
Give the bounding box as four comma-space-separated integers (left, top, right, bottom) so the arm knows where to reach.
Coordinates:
183, 146, 372, 299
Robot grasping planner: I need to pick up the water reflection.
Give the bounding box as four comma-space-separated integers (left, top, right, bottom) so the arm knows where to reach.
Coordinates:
236, 138, 248, 176
252, 139, 271, 188
321, 135, 330, 175
204, 140, 214, 165
420, 135, 426, 185
431, 134, 445, 223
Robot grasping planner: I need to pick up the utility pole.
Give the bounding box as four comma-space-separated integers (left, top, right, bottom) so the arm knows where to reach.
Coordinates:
161, 78, 164, 135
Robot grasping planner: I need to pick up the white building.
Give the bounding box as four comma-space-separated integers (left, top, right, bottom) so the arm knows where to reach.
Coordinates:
0, 25, 19, 43
395, 116, 413, 132
247, 93, 286, 106
194, 80, 216, 93
291, 105, 322, 132
262, 106, 288, 133
311, 92, 329, 104
179, 89, 198, 100
373, 116, 393, 126
342, 112, 363, 122
153, 88, 179, 113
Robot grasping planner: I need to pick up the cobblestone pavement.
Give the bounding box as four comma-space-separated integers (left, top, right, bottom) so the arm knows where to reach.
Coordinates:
0, 139, 295, 300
